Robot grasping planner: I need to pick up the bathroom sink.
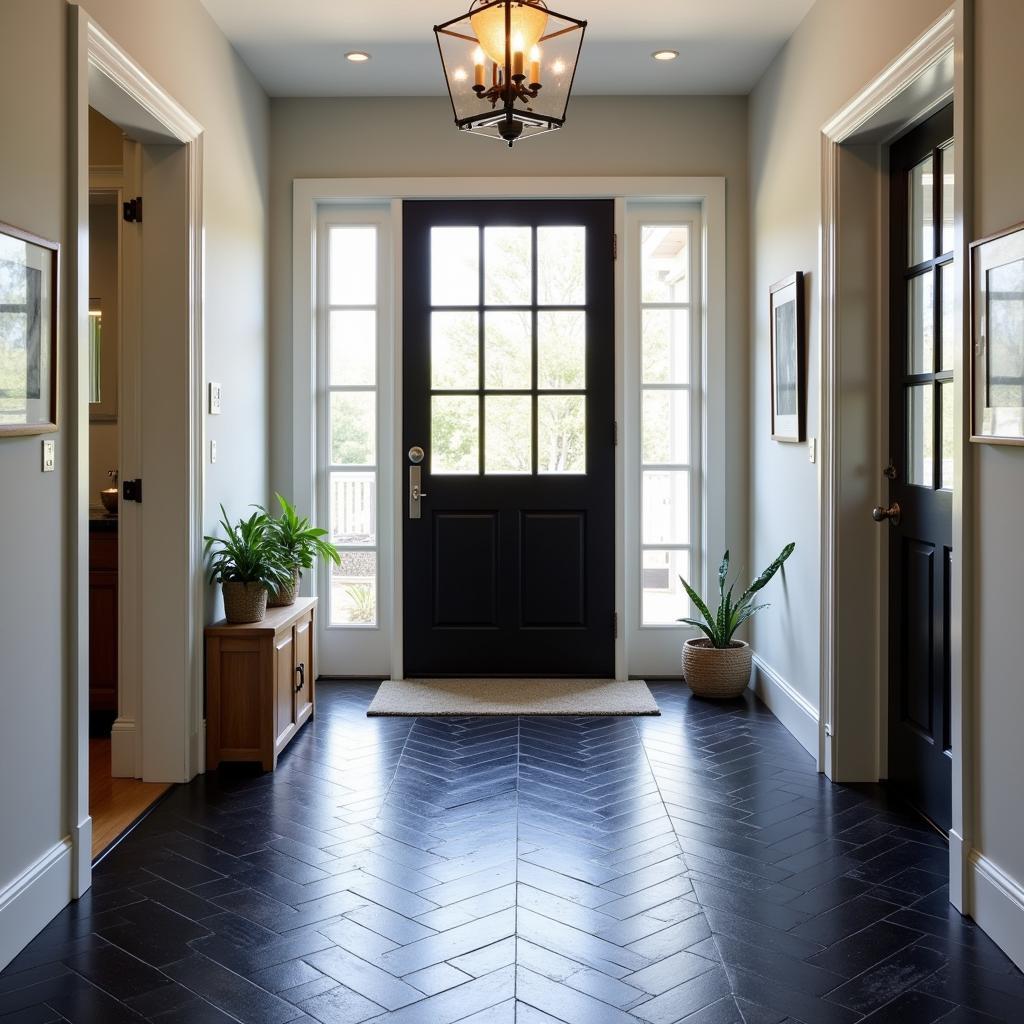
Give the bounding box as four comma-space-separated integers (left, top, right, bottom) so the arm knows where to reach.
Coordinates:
100, 487, 118, 514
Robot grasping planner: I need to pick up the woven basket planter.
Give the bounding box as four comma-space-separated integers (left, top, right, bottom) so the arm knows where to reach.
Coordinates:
682, 638, 752, 699
222, 581, 268, 624
268, 566, 300, 608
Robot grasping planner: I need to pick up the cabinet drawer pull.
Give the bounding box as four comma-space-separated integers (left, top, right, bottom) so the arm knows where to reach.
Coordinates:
295, 663, 305, 693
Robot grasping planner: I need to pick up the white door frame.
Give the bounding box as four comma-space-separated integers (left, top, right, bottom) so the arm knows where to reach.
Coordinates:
68, 6, 205, 894
292, 177, 726, 682
817, 5, 973, 909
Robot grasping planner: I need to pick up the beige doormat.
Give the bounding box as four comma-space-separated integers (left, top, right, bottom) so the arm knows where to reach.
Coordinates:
366, 678, 660, 717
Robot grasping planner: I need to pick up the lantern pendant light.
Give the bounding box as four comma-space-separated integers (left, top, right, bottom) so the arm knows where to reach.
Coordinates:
434, 0, 586, 147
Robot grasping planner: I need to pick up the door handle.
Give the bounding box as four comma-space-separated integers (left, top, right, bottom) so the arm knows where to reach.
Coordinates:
294, 663, 305, 693
408, 446, 427, 519
871, 502, 901, 526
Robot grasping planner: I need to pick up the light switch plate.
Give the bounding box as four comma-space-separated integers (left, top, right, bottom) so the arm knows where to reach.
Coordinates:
808, 437, 816, 464
41, 438, 55, 472
209, 382, 222, 415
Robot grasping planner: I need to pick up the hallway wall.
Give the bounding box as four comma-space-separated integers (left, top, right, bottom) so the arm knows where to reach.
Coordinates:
0, 0, 269, 969
748, 0, 1024, 970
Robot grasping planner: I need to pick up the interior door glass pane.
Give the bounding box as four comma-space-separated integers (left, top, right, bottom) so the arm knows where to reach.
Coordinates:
330, 551, 377, 626
329, 310, 376, 386
329, 226, 376, 305
328, 471, 376, 546
484, 395, 532, 474
907, 384, 934, 487
538, 394, 586, 474
908, 155, 935, 266
484, 311, 531, 390
330, 392, 375, 467
941, 143, 955, 255
485, 226, 532, 306
431, 395, 479, 474
642, 389, 690, 464
642, 549, 690, 626
538, 226, 585, 305
908, 270, 935, 374
643, 469, 689, 544
940, 381, 954, 490
940, 261, 955, 372
538, 311, 585, 389
432, 311, 479, 390
641, 224, 690, 303
642, 308, 689, 384
431, 227, 479, 306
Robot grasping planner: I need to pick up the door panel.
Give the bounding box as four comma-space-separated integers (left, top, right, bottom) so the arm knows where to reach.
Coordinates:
275, 632, 295, 747
294, 616, 313, 723
887, 104, 953, 832
403, 200, 615, 676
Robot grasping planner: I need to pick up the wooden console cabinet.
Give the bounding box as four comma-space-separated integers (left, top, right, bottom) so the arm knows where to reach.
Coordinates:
205, 597, 317, 771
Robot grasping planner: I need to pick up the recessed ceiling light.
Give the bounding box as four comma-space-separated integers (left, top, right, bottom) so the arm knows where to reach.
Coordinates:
345, 51, 371, 63
651, 49, 679, 62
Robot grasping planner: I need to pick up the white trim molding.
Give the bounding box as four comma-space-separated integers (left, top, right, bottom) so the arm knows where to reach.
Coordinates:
750, 655, 819, 758
0, 840, 72, 970
969, 850, 1024, 972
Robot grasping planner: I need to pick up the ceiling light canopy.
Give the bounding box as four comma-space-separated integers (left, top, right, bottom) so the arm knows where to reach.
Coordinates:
652, 49, 679, 61
434, 0, 586, 148
345, 51, 371, 62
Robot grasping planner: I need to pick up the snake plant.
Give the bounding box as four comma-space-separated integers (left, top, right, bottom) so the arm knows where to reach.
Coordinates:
678, 543, 795, 648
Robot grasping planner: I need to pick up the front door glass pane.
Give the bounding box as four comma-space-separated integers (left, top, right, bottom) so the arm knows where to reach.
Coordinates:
538, 311, 586, 389
431, 395, 479, 474
940, 381, 954, 490
485, 395, 532, 474
330, 392, 375, 466
940, 262, 956, 372
484, 311, 531, 390
908, 271, 935, 374
485, 227, 532, 306
941, 143, 955, 255
538, 394, 586, 474
431, 227, 479, 306
908, 155, 935, 266
538, 226, 586, 305
431, 312, 479, 390
642, 469, 690, 544
907, 383, 934, 487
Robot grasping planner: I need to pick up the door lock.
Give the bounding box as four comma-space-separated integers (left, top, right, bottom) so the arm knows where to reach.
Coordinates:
871, 502, 901, 526
409, 446, 427, 519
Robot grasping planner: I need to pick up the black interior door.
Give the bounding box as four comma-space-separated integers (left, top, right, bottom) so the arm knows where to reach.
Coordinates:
402, 199, 615, 676
887, 105, 954, 833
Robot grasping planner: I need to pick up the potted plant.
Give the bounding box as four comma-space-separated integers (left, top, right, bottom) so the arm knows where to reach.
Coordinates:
263, 493, 340, 607
678, 542, 795, 699
204, 505, 293, 624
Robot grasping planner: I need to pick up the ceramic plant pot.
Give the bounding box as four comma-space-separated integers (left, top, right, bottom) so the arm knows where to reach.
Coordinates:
682, 637, 752, 699
268, 566, 300, 608
222, 580, 268, 624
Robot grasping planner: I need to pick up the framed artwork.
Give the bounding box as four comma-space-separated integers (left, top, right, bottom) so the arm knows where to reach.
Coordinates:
971, 222, 1024, 444
0, 222, 59, 436
770, 272, 805, 442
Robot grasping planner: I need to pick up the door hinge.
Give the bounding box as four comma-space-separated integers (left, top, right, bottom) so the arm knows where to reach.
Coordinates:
122, 478, 142, 503
613, 232, 618, 260
613, 611, 619, 639
123, 196, 143, 223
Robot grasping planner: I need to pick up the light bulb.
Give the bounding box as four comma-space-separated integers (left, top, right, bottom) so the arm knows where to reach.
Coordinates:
471, 2, 548, 65
473, 46, 485, 66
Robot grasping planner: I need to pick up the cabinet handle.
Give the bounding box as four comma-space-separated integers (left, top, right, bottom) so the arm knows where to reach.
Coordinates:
295, 663, 305, 693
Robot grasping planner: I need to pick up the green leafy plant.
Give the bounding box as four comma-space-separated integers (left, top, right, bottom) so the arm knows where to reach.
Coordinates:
344, 583, 375, 624
263, 493, 341, 572
204, 505, 293, 591
678, 543, 795, 648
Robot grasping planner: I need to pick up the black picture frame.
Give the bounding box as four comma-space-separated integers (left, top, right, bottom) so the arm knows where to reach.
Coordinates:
770, 271, 806, 442
0, 222, 59, 436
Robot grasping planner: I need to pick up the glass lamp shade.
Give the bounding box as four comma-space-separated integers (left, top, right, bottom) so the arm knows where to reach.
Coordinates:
435, 0, 586, 147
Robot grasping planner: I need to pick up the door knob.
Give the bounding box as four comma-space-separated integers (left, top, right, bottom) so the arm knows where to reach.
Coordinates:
871, 502, 901, 526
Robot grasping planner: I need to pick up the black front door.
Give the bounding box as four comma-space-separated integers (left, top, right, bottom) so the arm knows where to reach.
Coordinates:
402, 199, 615, 676
887, 105, 954, 832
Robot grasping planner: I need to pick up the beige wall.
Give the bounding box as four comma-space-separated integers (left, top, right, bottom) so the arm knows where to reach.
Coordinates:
269, 94, 751, 593
0, 0, 268, 966
747, 0, 949, 707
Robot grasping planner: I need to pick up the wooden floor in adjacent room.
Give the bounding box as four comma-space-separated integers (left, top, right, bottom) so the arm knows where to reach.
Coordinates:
88, 738, 171, 860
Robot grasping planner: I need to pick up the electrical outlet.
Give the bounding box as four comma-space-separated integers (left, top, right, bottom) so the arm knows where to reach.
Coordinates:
209, 382, 222, 415
41, 438, 55, 472
210, 439, 217, 464
808, 437, 816, 464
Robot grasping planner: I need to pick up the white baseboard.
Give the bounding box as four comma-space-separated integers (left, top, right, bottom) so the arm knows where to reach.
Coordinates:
749, 654, 819, 758
969, 849, 1024, 972
0, 839, 72, 971
110, 717, 136, 778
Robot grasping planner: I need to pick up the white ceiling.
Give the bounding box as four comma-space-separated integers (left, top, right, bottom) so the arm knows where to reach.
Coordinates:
199, 0, 816, 97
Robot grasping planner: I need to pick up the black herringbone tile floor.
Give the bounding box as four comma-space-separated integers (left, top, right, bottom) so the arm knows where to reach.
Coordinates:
2, 682, 1021, 1023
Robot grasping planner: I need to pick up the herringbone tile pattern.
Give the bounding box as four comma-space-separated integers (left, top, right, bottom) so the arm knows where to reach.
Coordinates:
1, 682, 1021, 1023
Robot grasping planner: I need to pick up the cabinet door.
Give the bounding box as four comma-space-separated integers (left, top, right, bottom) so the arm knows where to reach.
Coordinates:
294, 614, 313, 723
89, 570, 118, 711
274, 629, 296, 747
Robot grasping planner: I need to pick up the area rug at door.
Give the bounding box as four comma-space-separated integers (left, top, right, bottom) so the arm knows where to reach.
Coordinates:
366, 678, 660, 717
